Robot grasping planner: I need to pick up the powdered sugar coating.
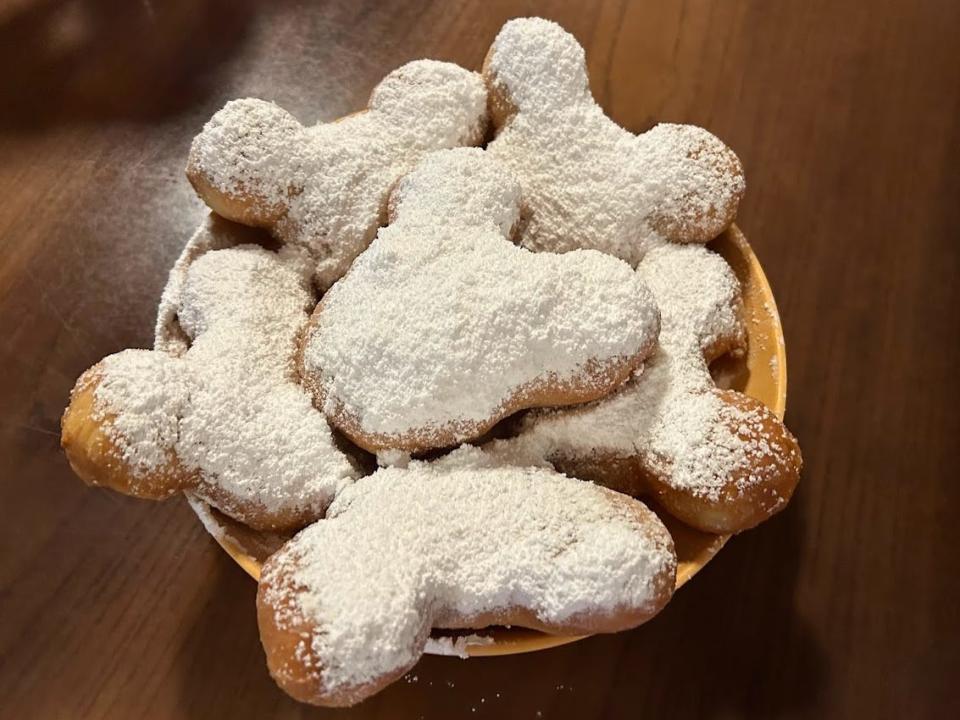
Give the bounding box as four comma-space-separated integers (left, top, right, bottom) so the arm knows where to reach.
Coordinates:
493, 243, 791, 503
91, 350, 188, 475
188, 60, 489, 289
484, 18, 745, 265
154, 214, 265, 356
641, 243, 745, 360
299, 148, 660, 450
423, 633, 493, 658
259, 449, 676, 701
92, 245, 361, 528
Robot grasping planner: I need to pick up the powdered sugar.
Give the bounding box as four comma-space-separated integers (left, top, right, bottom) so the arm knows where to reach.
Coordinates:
300, 148, 660, 448
640, 243, 745, 358
92, 349, 188, 474
154, 214, 264, 355
260, 450, 675, 696
92, 244, 361, 527
188, 60, 489, 289
485, 18, 744, 265
423, 633, 494, 658
185, 491, 231, 547
495, 243, 764, 500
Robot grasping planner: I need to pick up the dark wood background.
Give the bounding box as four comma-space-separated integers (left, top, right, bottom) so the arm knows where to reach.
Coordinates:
1, 1, 958, 717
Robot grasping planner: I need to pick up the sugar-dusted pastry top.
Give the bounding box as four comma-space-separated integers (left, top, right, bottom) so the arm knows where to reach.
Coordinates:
71, 242, 361, 529
484, 17, 745, 265
187, 60, 489, 289
501, 243, 743, 460
297, 148, 661, 452
488, 243, 801, 532
258, 447, 676, 706
153, 213, 268, 356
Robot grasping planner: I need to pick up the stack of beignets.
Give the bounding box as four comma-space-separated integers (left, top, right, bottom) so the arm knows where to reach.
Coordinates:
61, 17, 801, 708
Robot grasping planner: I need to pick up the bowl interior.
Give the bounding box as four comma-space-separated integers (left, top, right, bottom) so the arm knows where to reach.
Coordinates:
186, 224, 788, 657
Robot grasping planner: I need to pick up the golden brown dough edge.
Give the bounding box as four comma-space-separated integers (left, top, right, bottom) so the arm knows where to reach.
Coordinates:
185, 169, 288, 231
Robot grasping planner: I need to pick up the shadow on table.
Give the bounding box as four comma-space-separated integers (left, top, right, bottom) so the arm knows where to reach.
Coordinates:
597, 500, 826, 719
176, 495, 823, 719
0, 0, 279, 132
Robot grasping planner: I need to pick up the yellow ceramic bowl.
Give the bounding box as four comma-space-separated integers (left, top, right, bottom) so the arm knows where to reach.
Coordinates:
187, 224, 788, 657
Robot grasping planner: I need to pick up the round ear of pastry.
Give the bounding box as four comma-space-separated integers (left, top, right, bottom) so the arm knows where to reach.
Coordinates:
62, 350, 193, 500
61, 245, 361, 532
153, 213, 271, 356
297, 148, 661, 454
257, 451, 677, 707
489, 244, 801, 534
186, 60, 489, 289
482, 17, 745, 265
536, 386, 803, 534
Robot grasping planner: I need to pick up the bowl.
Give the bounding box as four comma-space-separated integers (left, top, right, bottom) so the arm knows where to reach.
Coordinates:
186, 224, 788, 657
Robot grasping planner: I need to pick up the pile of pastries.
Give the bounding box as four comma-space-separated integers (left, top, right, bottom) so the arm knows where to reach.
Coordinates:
61, 18, 801, 707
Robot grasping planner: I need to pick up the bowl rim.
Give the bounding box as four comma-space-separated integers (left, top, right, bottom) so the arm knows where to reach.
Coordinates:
186, 223, 789, 657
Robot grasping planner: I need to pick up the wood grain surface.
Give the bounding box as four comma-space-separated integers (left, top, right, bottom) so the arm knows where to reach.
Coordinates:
1, 1, 958, 718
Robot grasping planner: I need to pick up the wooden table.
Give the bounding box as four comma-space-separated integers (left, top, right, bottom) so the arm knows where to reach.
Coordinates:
1, 1, 957, 717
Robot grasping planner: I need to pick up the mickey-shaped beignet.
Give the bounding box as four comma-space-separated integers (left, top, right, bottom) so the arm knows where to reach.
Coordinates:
483, 18, 745, 265
187, 60, 489, 289
257, 448, 677, 707
491, 243, 801, 534
61, 244, 361, 531
297, 148, 661, 453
